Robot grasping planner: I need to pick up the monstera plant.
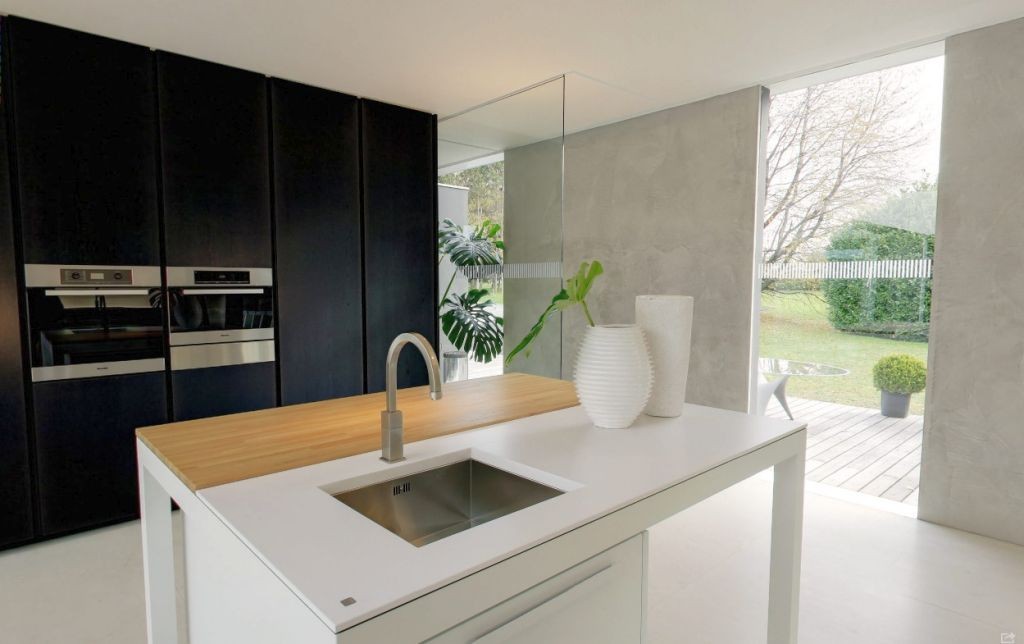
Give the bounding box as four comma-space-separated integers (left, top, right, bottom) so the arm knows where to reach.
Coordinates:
505, 260, 604, 365
438, 218, 504, 363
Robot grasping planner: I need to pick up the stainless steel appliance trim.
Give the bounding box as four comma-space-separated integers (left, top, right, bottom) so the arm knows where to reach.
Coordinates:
170, 340, 276, 371
25, 264, 161, 288
31, 358, 166, 382
166, 266, 273, 287
168, 328, 275, 346
44, 289, 151, 297
180, 288, 266, 296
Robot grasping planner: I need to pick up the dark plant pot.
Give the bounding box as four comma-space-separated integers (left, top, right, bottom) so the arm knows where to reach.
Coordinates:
880, 390, 911, 418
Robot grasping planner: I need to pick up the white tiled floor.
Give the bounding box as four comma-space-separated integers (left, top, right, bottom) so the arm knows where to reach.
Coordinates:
2, 479, 1022, 643
0, 515, 188, 644
647, 479, 1024, 643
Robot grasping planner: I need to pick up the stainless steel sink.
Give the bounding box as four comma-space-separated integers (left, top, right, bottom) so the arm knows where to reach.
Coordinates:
333, 459, 563, 547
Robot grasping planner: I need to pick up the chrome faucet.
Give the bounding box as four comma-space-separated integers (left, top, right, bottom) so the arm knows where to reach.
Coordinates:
381, 332, 443, 462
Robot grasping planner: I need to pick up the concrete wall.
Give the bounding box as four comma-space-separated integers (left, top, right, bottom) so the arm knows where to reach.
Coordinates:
561, 86, 766, 412
504, 139, 564, 378
919, 17, 1024, 545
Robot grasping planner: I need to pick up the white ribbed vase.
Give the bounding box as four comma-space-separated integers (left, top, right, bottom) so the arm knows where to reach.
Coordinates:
573, 324, 653, 429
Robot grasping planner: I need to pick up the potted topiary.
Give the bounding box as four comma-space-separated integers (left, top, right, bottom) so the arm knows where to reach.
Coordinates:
872, 354, 927, 418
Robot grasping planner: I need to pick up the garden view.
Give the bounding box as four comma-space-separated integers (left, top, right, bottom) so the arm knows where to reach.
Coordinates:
760, 56, 943, 417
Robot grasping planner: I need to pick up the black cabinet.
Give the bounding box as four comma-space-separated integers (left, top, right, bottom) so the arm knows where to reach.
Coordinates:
7, 17, 160, 266
0, 18, 34, 549
271, 79, 363, 405
32, 373, 167, 536
0, 15, 444, 545
158, 52, 272, 268
360, 100, 437, 392
171, 362, 277, 421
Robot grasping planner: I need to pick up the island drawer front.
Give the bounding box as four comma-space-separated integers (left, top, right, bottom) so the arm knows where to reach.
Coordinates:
340, 533, 647, 643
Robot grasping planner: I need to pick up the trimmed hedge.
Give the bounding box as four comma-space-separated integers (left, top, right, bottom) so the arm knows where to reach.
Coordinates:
822, 221, 933, 340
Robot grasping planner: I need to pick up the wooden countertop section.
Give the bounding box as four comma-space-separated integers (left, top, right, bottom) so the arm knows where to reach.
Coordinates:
137, 373, 579, 491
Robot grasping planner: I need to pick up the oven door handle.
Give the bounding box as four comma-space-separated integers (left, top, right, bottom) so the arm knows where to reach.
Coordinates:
180, 288, 266, 295
44, 289, 152, 297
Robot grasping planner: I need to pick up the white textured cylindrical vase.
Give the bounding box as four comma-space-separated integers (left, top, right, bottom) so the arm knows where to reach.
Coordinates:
636, 295, 694, 417
573, 324, 653, 429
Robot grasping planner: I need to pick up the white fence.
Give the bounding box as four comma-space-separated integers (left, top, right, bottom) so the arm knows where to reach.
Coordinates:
760, 259, 932, 280
460, 261, 562, 280
460, 259, 931, 282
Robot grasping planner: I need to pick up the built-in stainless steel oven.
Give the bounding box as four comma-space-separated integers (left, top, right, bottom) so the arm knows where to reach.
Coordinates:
166, 267, 275, 371
24, 264, 165, 382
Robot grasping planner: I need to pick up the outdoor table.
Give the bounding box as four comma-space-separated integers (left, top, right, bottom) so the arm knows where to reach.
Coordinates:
758, 358, 849, 420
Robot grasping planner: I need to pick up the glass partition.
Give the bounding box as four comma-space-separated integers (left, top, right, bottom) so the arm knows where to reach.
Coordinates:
437, 77, 564, 381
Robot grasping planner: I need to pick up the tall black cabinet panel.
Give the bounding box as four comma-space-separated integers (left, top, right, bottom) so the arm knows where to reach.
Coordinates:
32, 373, 167, 536
0, 18, 34, 549
360, 100, 437, 392
271, 79, 363, 405
171, 362, 277, 421
7, 17, 160, 266
157, 52, 272, 267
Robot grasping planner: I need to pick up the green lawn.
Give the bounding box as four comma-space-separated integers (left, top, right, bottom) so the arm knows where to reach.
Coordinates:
759, 291, 929, 415
488, 286, 504, 306
459, 281, 504, 305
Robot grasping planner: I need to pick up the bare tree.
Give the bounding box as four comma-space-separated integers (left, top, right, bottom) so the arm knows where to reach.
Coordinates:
763, 67, 930, 269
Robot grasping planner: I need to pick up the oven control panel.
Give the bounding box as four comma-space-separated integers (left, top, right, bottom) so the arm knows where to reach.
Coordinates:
194, 270, 251, 284
60, 268, 133, 285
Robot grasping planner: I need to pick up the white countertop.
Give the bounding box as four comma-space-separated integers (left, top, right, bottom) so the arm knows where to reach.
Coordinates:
198, 403, 804, 633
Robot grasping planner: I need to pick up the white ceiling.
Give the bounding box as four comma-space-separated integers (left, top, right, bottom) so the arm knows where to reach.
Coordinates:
2, 0, 1022, 131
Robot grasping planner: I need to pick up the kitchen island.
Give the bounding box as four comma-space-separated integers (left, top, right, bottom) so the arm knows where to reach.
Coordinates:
136, 373, 806, 643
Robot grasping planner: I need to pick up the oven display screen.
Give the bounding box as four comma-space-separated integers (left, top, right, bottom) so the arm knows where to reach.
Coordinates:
168, 289, 274, 332
26, 289, 165, 367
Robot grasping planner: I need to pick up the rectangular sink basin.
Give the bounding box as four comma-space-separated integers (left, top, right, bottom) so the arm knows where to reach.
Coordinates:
333, 459, 563, 547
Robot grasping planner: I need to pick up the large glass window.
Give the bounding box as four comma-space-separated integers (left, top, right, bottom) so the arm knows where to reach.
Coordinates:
758, 55, 944, 508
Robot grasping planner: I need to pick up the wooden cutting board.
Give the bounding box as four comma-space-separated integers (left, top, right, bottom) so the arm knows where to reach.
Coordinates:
137, 373, 579, 491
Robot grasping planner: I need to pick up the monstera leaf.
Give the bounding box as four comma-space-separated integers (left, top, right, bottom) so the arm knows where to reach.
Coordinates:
504, 260, 603, 365
438, 218, 504, 267
440, 288, 504, 364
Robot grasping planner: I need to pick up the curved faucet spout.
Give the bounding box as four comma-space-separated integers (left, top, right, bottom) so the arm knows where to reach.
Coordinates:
385, 333, 442, 412
381, 332, 443, 462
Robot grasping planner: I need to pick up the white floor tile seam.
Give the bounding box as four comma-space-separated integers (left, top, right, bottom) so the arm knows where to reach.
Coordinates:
907, 594, 1013, 632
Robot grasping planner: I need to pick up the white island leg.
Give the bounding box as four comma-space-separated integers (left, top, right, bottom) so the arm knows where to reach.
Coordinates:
767, 448, 805, 644
140, 463, 179, 644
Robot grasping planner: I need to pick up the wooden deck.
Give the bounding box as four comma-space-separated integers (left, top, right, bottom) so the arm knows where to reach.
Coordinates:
767, 397, 922, 505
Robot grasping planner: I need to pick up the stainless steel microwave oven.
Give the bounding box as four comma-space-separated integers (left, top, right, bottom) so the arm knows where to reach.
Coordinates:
24, 264, 165, 382
165, 267, 275, 371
